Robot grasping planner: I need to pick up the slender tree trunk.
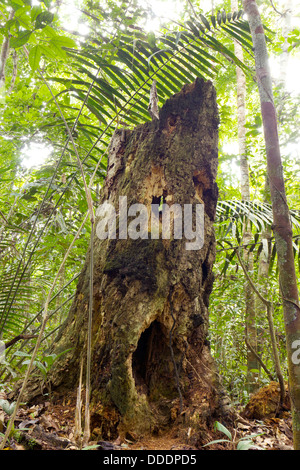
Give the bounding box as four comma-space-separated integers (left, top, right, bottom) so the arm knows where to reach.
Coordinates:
243, 0, 300, 449
232, 0, 259, 393
257, 0, 292, 383
256, 222, 271, 369
0, 10, 14, 99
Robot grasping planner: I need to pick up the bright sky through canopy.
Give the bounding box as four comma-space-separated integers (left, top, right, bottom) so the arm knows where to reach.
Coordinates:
22, 0, 300, 169
22, 143, 53, 169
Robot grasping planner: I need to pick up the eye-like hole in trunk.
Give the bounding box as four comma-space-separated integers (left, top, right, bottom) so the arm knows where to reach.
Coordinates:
151, 195, 163, 206
151, 194, 168, 224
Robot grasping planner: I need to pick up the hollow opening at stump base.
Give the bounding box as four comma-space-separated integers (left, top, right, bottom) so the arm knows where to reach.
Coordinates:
132, 320, 178, 402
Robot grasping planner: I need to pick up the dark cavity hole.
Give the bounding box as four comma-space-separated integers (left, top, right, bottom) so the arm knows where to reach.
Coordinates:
132, 320, 167, 394
151, 194, 167, 223
151, 194, 167, 207
168, 115, 177, 127
202, 260, 208, 284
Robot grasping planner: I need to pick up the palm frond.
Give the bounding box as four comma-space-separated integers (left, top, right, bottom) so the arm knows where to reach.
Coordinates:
44, 10, 256, 144
215, 199, 300, 276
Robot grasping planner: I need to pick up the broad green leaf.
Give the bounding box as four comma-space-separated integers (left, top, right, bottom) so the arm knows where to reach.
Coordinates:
214, 421, 232, 440
41, 25, 57, 38
35, 361, 48, 375
236, 439, 263, 450
10, 30, 32, 48
14, 6, 31, 28
0, 399, 16, 416
29, 45, 42, 71
48, 39, 67, 59
31, 5, 43, 22
50, 35, 77, 49
35, 11, 54, 29
202, 439, 231, 447
8, 0, 24, 10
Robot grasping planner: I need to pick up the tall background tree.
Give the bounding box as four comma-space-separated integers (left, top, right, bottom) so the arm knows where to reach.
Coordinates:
242, 0, 300, 449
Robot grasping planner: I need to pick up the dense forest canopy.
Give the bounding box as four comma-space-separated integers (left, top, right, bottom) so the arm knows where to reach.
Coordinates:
0, 0, 299, 451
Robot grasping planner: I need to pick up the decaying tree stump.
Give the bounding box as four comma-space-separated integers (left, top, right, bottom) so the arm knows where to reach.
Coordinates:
23, 78, 228, 442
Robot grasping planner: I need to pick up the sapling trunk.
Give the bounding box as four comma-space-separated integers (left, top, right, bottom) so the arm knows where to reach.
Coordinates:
243, 0, 300, 448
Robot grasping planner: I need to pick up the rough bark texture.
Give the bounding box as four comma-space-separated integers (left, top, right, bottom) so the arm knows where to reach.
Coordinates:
22, 78, 228, 443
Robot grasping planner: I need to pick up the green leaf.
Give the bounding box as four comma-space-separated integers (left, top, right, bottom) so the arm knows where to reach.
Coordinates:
13, 350, 32, 357
221, 25, 252, 49
29, 45, 42, 71
41, 25, 57, 38
31, 5, 43, 22
38, 44, 57, 59
214, 421, 232, 440
8, 0, 24, 10
202, 439, 231, 447
237, 440, 253, 450
175, 31, 182, 47
35, 360, 48, 376
0, 399, 16, 416
222, 9, 227, 23
200, 13, 210, 31
147, 48, 172, 68
14, 6, 32, 28
147, 32, 156, 48
186, 20, 200, 37
48, 39, 67, 59
82, 444, 101, 450
50, 35, 77, 49
236, 439, 264, 450
35, 11, 54, 29
10, 30, 32, 48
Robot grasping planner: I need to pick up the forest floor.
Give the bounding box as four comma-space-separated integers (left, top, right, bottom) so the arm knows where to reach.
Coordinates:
0, 382, 294, 450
